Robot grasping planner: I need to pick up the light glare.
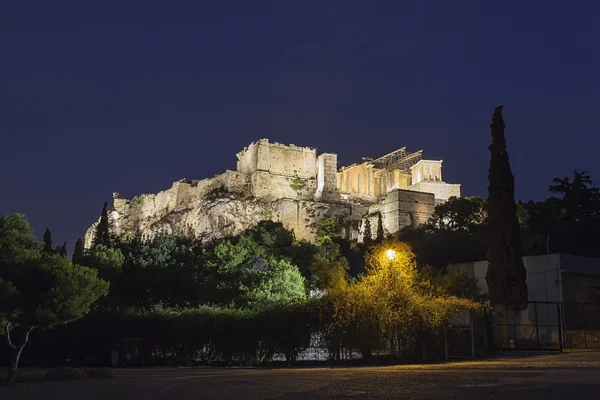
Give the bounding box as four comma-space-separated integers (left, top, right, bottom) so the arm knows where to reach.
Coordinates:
385, 249, 396, 260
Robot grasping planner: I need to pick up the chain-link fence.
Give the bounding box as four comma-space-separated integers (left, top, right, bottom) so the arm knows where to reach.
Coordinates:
490, 301, 600, 350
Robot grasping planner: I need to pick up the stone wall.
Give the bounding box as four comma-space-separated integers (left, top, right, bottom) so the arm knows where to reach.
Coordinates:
250, 171, 317, 201
315, 153, 341, 202
409, 181, 461, 202
368, 189, 435, 235
237, 138, 317, 179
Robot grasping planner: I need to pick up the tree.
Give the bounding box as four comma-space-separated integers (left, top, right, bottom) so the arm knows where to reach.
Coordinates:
422, 196, 487, 234
93, 201, 111, 248
240, 258, 306, 310
485, 106, 528, 347
0, 214, 108, 382
55, 241, 67, 257
72, 238, 86, 265
376, 213, 384, 243
310, 241, 349, 291
42, 228, 53, 253
363, 218, 373, 246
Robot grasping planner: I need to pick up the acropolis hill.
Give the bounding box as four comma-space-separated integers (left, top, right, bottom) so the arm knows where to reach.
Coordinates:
85, 139, 460, 247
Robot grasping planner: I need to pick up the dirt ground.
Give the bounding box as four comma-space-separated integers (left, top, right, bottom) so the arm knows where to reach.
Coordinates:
3, 351, 600, 399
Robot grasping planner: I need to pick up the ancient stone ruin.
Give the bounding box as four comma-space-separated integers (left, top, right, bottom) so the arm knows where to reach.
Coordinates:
85, 139, 460, 247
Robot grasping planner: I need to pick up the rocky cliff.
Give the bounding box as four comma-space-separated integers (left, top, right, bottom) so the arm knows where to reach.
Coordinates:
85, 171, 368, 247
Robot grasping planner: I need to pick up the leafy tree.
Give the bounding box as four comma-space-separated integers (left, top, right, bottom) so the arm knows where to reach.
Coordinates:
485, 106, 528, 347
93, 201, 111, 248
330, 239, 478, 358
55, 241, 67, 257
42, 228, 53, 253
240, 258, 306, 310
310, 241, 349, 291
363, 218, 373, 246
115, 234, 204, 308
72, 238, 86, 265
413, 230, 488, 269
419, 266, 483, 301
376, 213, 384, 243
316, 217, 342, 246
0, 214, 108, 382
0, 214, 40, 262
422, 196, 487, 234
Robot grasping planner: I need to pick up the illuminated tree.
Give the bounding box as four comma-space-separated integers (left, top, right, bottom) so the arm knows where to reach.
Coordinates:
485, 106, 528, 346
330, 239, 478, 358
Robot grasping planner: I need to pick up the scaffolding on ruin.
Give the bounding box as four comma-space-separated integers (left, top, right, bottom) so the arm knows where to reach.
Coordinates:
364, 147, 423, 172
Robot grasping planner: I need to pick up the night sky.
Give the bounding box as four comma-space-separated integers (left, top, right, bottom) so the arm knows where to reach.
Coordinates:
2, 1, 599, 252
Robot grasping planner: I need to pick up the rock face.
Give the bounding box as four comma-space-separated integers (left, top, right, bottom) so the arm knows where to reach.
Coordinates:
85, 139, 461, 247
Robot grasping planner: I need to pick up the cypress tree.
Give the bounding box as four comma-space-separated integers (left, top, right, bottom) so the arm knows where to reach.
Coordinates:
376, 213, 384, 243
42, 228, 53, 253
485, 106, 528, 345
93, 201, 111, 248
73, 238, 86, 264
363, 218, 373, 246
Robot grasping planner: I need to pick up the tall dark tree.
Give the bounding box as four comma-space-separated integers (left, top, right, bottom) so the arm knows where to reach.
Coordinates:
485, 106, 528, 347
93, 201, 111, 248
72, 238, 86, 265
363, 218, 373, 246
376, 213, 384, 243
42, 228, 53, 253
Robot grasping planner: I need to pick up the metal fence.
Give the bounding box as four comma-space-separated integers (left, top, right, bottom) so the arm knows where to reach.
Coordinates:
489, 301, 600, 351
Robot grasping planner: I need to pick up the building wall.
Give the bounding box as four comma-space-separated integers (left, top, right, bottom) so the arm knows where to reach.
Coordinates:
237, 139, 317, 179
411, 160, 443, 183
367, 189, 435, 236
315, 153, 341, 201
409, 181, 461, 202
250, 171, 317, 202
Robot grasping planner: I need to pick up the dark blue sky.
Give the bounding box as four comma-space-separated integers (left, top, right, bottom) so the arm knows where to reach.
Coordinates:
2, 1, 599, 251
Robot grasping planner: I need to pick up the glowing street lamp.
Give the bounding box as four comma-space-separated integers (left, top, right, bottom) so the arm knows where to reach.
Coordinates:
385, 249, 396, 261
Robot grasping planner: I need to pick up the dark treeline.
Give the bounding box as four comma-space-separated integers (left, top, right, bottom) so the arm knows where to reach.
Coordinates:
399, 170, 600, 269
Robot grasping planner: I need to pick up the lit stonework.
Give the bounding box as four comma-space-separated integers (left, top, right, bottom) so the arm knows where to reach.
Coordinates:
85, 139, 461, 247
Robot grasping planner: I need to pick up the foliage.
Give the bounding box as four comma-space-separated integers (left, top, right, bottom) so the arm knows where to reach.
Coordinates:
363, 218, 372, 246
329, 240, 479, 358
316, 217, 342, 246
376, 213, 384, 243
93, 201, 111, 248
72, 238, 86, 265
0, 214, 40, 263
310, 241, 349, 291
521, 170, 600, 257
42, 228, 53, 253
419, 266, 483, 301
0, 214, 109, 382
290, 171, 306, 193
55, 241, 68, 257
422, 196, 487, 234
485, 106, 528, 305
240, 258, 306, 310
412, 230, 488, 269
